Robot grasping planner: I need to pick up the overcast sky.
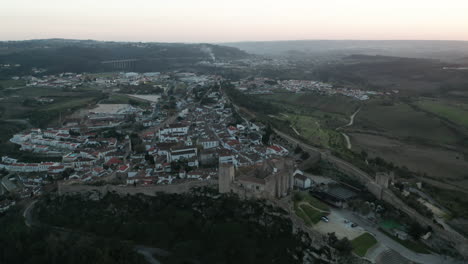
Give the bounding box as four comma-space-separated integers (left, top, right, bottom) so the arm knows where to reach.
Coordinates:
1, 0, 467, 42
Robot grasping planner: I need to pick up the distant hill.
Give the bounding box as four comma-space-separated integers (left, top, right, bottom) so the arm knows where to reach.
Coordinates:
313, 54, 468, 97
223, 40, 468, 61
0, 39, 249, 77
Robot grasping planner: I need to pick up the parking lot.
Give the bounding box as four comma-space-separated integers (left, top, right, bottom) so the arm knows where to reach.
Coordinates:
314, 209, 365, 240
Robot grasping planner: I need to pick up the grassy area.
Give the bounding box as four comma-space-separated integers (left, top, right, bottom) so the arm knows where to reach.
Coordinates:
415, 100, 468, 128
295, 207, 313, 226
300, 204, 326, 224
12, 87, 67, 97
101, 93, 150, 106
271, 113, 344, 148
298, 191, 330, 212
351, 233, 378, 257
293, 191, 330, 226
259, 93, 360, 116
0, 79, 26, 88
41, 97, 97, 111
379, 228, 431, 254
100, 94, 133, 104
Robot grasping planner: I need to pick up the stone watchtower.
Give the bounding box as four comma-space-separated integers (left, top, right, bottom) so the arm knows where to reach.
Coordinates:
376, 171, 394, 188
218, 163, 235, 193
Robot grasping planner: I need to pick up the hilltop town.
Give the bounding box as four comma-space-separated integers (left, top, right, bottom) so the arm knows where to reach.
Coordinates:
0, 72, 295, 203
1, 68, 468, 263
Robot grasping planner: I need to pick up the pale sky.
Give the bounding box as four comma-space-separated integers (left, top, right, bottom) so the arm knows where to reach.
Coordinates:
1, 0, 467, 42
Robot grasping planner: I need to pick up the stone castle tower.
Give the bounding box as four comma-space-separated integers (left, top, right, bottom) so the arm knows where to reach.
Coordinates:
218, 163, 235, 193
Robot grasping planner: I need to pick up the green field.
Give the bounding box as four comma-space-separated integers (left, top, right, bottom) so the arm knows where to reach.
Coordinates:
415, 100, 468, 128
351, 233, 377, 257
357, 100, 460, 145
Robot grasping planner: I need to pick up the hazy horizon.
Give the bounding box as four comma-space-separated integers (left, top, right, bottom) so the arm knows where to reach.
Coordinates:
1, 0, 468, 43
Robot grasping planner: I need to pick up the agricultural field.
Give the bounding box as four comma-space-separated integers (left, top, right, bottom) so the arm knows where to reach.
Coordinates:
350, 133, 468, 186
256, 94, 468, 190
414, 99, 468, 128
355, 100, 460, 145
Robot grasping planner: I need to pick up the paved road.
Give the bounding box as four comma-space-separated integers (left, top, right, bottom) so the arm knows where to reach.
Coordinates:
339, 209, 464, 264
134, 246, 170, 264
23, 200, 38, 227
272, 128, 467, 263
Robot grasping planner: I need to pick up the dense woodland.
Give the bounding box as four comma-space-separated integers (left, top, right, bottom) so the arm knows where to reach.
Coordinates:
33, 188, 317, 264
0, 207, 145, 264
0, 39, 248, 78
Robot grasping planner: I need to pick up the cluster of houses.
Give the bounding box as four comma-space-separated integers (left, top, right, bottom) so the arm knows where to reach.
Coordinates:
140, 91, 291, 184
1, 71, 326, 213
19, 71, 217, 90
237, 77, 382, 100
10, 128, 82, 154
0, 173, 44, 199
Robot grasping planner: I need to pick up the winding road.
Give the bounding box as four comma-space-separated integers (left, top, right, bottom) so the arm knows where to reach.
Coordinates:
336, 108, 360, 150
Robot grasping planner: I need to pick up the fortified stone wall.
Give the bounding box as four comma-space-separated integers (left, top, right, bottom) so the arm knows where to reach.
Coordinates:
58, 180, 217, 197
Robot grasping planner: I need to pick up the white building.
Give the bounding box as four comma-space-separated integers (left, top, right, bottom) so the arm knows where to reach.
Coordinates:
294, 170, 312, 189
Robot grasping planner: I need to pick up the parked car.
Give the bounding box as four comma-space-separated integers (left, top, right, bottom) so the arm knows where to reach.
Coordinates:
321, 216, 329, 222
351, 223, 358, 228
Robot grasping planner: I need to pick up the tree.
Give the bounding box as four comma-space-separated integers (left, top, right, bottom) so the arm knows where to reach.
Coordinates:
133, 144, 146, 153
408, 222, 425, 240
334, 237, 353, 255
293, 192, 302, 202
262, 125, 273, 145
360, 150, 368, 159
294, 145, 303, 154
328, 233, 352, 255
300, 151, 310, 160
